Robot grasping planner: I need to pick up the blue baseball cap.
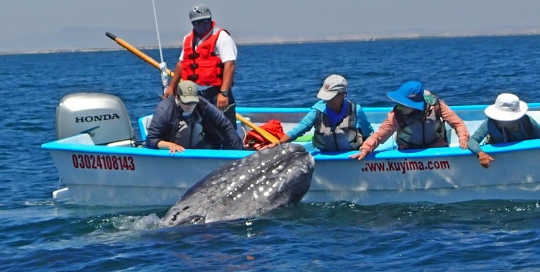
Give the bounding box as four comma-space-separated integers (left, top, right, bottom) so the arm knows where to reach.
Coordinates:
387, 81, 425, 110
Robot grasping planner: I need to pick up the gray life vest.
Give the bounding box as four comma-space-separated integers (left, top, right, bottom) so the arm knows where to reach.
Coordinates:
485, 115, 534, 144
394, 93, 447, 149
313, 101, 364, 151
173, 111, 205, 148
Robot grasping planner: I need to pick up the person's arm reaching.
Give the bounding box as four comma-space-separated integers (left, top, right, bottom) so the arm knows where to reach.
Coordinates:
284, 109, 317, 142
350, 111, 397, 160
439, 100, 469, 149
467, 120, 494, 168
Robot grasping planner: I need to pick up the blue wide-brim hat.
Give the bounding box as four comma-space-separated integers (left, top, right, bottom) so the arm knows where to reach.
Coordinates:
387, 81, 425, 111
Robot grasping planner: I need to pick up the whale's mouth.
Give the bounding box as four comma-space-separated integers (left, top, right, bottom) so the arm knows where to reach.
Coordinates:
165, 214, 205, 226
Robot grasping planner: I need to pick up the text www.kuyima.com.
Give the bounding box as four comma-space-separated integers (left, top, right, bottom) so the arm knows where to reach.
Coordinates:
362, 159, 450, 174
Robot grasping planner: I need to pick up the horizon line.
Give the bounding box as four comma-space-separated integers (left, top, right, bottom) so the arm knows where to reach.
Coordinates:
1, 31, 539, 56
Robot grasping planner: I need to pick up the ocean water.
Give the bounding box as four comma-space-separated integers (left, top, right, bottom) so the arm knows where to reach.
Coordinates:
1, 35, 540, 271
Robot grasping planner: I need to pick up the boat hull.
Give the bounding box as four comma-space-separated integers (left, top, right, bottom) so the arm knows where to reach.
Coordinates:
43, 136, 540, 206
42, 105, 540, 206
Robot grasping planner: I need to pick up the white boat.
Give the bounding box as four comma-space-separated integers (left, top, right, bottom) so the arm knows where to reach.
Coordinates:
41, 93, 540, 206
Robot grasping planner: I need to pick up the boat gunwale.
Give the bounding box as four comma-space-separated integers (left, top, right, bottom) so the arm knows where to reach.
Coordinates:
236, 103, 540, 113
42, 103, 540, 161
41, 138, 540, 161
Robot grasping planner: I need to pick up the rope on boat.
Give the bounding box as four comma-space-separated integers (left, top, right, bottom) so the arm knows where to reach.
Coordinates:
152, 0, 169, 90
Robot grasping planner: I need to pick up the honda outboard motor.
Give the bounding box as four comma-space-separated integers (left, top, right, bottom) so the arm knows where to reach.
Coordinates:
56, 93, 135, 146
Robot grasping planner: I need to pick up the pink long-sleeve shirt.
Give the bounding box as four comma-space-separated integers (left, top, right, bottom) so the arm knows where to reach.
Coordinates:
361, 100, 469, 154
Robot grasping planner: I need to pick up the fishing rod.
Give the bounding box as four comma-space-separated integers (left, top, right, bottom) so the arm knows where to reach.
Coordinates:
151, 0, 169, 91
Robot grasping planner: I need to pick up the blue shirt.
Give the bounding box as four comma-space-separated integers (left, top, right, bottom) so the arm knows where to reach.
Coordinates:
286, 100, 374, 141
325, 100, 349, 127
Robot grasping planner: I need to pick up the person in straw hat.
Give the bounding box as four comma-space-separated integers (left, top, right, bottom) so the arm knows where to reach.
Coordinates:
468, 93, 540, 168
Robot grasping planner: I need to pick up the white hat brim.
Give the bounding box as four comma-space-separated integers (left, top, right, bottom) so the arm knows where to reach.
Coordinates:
316, 88, 338, 101
484, 101, 528, 121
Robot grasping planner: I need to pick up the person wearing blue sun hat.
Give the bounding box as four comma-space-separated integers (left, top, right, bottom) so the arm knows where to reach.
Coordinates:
350, 80, 469, 161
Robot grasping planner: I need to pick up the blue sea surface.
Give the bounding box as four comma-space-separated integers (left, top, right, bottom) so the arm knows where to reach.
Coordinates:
1, 35, 540, 271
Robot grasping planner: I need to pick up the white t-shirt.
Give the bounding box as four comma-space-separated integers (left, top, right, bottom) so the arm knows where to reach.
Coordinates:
179, 28, 237, 63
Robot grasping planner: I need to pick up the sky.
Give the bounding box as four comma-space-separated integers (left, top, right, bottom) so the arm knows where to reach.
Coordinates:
2, 0, 540, 53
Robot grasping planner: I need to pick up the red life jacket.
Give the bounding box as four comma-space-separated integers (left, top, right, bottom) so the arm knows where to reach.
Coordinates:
181, 21, 224, 87
244, 119, 286, 150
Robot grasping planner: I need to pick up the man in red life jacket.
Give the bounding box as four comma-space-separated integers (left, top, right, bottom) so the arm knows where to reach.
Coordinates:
164, 4, 238, 128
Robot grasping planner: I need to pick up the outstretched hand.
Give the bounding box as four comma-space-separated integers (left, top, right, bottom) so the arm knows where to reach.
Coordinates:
254, 134, 290, 151
168, 143, 185, 153
459, 138, 468, 149
478, 152, 494, 168
349, 150, 369, 161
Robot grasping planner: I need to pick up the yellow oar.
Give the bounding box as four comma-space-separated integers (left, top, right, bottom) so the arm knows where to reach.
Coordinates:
105, 32, 174, 78
235, 114, 279, 144
105, 32, 280, 145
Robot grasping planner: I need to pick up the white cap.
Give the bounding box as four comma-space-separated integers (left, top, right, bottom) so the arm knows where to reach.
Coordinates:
484, 93, 528, 121
316, 74, 348, 101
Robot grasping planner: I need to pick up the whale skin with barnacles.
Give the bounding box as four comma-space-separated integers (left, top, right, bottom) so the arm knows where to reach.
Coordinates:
160, 143, 314, 226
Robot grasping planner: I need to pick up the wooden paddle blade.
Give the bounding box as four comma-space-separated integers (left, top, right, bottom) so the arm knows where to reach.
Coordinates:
236, 113, 280, 144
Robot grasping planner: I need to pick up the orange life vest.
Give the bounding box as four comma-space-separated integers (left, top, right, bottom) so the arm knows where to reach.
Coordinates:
181, 22, 224, 87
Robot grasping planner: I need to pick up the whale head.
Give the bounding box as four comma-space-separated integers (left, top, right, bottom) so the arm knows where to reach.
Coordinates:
161, 143, 314, 226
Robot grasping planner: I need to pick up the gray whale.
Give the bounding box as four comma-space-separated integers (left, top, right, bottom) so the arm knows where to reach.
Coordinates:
161, 143, 314, 226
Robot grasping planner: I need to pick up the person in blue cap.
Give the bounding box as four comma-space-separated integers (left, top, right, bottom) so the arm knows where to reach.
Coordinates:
350, 81, 469, 160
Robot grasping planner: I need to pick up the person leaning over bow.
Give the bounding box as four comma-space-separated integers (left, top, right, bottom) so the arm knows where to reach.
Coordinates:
350, 81, 469, 160
164, 4, 238, 128
146, 80, 242, 153
279, 74, 374, 152
468, 93, 540, 168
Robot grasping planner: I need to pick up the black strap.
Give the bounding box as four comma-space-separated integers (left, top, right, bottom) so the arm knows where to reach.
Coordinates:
523, 115, 535, 137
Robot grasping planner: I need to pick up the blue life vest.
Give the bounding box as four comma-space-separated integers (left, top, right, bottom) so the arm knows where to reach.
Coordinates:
485, 115, 534, 144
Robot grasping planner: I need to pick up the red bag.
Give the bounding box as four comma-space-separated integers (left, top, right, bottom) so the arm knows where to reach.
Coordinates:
244, 119, 285, 150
